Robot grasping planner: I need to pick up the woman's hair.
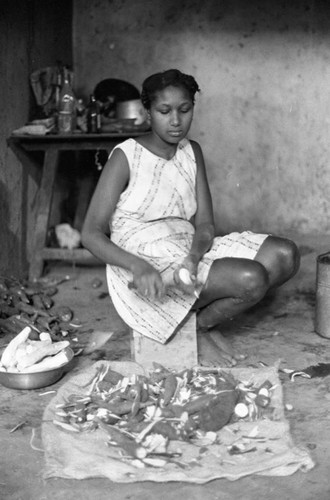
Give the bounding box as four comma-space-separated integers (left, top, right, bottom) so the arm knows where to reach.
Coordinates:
141, 69, 200, 109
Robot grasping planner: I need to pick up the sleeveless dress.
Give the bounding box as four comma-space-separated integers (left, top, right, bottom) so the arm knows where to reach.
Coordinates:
106, 138, 268, 343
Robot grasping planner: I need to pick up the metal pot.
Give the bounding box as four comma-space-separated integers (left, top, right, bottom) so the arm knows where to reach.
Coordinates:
315, 251, 330, 338
116, 99, 147, 125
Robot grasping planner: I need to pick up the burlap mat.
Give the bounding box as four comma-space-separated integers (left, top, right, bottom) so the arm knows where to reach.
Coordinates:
42, 361, 314, 483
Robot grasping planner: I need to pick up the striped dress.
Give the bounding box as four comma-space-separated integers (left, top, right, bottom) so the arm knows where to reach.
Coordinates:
106, 138, 267, 343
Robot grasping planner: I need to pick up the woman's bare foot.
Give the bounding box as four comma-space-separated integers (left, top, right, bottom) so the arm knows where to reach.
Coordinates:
197, 331, 237, 367
208, 330, 246, 362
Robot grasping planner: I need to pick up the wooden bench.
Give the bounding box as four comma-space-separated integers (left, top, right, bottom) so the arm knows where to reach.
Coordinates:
7, 132, 144, 280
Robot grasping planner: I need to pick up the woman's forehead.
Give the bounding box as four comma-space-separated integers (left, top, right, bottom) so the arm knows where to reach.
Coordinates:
152, 86, 192, 104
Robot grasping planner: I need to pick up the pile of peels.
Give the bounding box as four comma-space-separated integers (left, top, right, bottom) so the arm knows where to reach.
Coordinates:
0, 275, 77, 340
53, 363, 276, 467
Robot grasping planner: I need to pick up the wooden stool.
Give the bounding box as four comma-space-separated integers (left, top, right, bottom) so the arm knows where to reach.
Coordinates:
130, 312, 198, 371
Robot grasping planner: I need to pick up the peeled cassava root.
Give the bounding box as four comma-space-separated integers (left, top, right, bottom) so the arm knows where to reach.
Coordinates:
0, 326, 31, 368
178, 268, 193, 285
0, 326, 71, 373
178, 268, 199, 298
17, 340, 70, 369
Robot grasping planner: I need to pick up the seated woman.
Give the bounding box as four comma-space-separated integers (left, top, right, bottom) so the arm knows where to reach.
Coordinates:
82, 68, 300, 366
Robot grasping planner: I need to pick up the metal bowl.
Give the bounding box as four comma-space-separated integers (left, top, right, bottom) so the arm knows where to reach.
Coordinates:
116, 99, 147, 125
0, 347, 75, 390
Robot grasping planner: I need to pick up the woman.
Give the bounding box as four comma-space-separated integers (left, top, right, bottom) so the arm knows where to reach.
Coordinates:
82, 69, 300, 366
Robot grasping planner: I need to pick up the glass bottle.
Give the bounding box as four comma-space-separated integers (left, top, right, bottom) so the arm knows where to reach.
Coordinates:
54, 71, 62, 113
58, 68, 76, 133
87, 94, 101, 133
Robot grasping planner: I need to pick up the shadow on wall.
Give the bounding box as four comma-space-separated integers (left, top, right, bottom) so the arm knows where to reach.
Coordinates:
0, 180, 24, 277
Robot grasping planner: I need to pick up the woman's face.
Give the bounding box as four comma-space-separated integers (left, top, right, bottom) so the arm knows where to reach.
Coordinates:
148, 86, 194, 145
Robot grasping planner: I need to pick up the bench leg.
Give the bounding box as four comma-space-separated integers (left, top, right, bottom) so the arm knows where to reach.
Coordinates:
29, 149, 59, 281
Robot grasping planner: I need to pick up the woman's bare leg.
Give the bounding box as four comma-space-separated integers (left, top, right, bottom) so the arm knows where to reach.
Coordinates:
196, 258, 269, 327
195, 258, 269, 366
195, 236, 300, 366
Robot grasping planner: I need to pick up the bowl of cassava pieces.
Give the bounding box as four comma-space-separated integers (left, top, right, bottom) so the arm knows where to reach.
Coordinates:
0, 327, 75, 390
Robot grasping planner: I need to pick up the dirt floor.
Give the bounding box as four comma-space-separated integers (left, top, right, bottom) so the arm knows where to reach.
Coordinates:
1, 233, 330, 500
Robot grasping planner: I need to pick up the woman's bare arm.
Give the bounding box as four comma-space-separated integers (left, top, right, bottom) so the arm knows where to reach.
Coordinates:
173, 140, 215, 291
82, 148, 134, 267
188, 140, 215, 264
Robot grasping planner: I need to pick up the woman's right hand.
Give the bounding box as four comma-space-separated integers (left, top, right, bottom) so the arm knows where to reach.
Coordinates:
130, 259, 165, 300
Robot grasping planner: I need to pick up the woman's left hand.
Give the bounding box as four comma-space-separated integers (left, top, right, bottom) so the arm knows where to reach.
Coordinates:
173, 256, 198, 295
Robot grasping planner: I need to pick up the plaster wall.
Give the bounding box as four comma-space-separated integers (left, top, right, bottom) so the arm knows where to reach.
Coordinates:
0, 0, 72, 276
0, 1, 31, 276
73, 0, 330, 236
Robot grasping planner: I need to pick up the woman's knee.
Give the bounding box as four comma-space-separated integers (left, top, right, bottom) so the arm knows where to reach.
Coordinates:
197, 258, 269, 308
256, 236, 300, 285
279, 238, 300, 276
238, 261, 269, 303
267, 237, 300, 278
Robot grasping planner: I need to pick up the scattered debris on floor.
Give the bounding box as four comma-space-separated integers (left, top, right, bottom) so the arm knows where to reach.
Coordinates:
281, 363, 330, 381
